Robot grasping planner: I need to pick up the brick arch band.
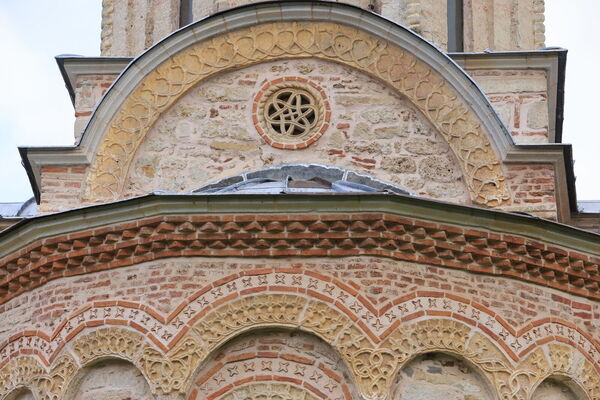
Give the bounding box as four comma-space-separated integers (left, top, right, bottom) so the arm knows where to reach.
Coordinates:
83, 8, 511, 206
1, 280, 599, 399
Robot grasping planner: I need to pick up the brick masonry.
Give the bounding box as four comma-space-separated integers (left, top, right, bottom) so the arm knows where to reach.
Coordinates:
1, 257, 598, 399
73, 74, 118, 141
39, 166, 87, 214
1, 256, 598, 349
189, 330, 357, 400
1, 213, 598, 307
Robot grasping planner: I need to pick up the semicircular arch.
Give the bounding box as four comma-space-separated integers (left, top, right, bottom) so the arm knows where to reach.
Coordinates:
81, 2, 512, 207
186, 327, 360, 400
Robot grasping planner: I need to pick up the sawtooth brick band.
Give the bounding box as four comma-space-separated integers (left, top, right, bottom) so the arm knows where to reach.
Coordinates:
1, 213, 598, 305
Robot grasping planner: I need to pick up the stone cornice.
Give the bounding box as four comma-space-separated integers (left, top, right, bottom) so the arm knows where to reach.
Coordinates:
0, 194, 598, 304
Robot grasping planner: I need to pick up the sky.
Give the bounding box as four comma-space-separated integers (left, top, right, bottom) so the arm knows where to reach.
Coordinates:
0, 1, 598, 203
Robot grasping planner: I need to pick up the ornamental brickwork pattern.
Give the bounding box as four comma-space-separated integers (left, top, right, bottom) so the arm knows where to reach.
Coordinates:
0, 212, 598, 399
1, 213, 598, 305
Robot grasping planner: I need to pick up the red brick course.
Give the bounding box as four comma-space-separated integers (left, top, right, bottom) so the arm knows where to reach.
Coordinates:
0, 213, 598, 307
505, 164, 556, 219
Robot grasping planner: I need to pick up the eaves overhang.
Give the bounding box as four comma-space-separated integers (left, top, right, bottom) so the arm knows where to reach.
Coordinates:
0, 192, 598, 261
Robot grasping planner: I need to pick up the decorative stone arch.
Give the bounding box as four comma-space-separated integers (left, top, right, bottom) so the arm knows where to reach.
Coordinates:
69, 327, 192, 397
378, 318, 510, 399
0, 357, 44, 400
186, 327, 361, 400
0, 354, 77, 400
2, 297, 600, 399
522, 343, 600, 400
185, 293, 512, 399
81, 1, 513, 206
3, 276, 600, 399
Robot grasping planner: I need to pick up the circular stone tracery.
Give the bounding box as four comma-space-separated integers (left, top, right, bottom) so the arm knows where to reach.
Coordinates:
253, 77, 329, 149
266, 88, 317, 136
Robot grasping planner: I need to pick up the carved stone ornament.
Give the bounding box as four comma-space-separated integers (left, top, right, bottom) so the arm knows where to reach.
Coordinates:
85, 21, 511, 206
1, 289, 598, 399
253, 77, 329, 149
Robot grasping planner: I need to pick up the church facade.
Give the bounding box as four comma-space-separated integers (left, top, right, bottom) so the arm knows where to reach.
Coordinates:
0, 1, 599, 399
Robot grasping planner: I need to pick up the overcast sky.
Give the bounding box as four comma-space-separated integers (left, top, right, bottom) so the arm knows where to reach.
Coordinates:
0, 1, 598, 203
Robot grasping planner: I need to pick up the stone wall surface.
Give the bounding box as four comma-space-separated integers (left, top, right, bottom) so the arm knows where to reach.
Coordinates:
464, 0, 545, 51
68, 360, 154, 400
8, 1, 600, 399
38, 167, 87, 214
503, 164, 557, 220
37, 63, 559, 218
392, 353, 495, 400
73, 74, 118, 141
100, 0, 545, 55
531, 378, 579, 400
6, 390, 34, 400
85, 20, 513, 207
101, 0, 179, 56
466, 69, 549, 144
125, 58, 470, 204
